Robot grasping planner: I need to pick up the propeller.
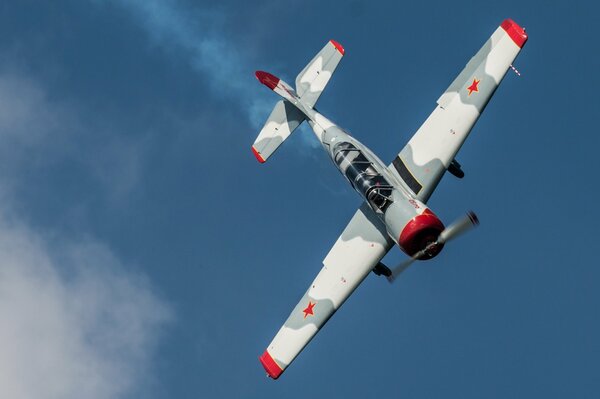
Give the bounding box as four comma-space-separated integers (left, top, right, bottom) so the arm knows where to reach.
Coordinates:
387, 211, 479, 283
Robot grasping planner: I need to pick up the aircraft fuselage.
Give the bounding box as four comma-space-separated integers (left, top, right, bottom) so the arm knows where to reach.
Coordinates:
307, 113, 445, 259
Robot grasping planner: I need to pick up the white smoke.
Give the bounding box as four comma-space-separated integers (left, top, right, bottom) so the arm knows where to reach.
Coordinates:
100, 0, 272, 128
99, 0, 324, 150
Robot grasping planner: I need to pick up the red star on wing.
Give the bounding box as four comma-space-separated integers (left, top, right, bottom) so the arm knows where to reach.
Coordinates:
302, 301, 316, 319
467, 78, 480, 96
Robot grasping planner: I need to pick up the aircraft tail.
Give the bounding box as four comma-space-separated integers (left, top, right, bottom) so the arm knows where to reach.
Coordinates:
251, 40, 344, 163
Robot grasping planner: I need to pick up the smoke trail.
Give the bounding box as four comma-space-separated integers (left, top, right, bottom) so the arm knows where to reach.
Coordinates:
99, 0, 321, 148
102, 0, 271, 128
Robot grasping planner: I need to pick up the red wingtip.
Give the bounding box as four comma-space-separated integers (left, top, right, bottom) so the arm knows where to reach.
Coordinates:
329, 39, 345, 55
259, 350, 283, 379
255, 71, 280, 90
251, 146, 265, 163
500, 19, 528, 48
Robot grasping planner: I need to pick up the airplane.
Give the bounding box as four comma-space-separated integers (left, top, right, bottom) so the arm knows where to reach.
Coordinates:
252, 19, 528, 379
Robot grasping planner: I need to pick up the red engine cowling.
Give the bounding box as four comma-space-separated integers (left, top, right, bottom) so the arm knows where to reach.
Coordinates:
398, 209, 445, 259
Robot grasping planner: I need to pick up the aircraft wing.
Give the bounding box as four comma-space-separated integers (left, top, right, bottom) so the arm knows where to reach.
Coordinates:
259, 202, 394, 379
387, 19, 528, 203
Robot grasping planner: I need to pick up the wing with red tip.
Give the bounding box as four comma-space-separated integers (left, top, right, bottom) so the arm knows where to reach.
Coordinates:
259, 203, 394, 379
388, 18, 528, 202
295, 39, 345, 108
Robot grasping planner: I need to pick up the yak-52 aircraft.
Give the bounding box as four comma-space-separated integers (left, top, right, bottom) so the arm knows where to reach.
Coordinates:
252, 19, 528, 379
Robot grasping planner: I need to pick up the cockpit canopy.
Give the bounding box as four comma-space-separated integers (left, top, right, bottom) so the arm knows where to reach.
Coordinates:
333, 142, 393, 213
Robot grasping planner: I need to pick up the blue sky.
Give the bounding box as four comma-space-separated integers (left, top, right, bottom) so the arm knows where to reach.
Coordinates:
0, 1, 598, 398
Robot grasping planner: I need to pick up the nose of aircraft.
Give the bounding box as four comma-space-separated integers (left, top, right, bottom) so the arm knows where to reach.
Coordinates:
398, 209, 445, 259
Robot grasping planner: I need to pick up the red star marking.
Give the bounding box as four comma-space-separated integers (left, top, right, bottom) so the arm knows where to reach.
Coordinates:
302, 301, 316, 319
467, 78, 480, 96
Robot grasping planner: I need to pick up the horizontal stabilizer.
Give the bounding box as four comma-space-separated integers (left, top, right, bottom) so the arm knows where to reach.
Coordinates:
295, 39, 344, 108
251, 100, 305, 163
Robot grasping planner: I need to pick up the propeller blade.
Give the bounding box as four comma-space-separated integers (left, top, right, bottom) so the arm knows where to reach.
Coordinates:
437, 211, 479, 244
387, 246, 429, 283
386, 256, 417, 283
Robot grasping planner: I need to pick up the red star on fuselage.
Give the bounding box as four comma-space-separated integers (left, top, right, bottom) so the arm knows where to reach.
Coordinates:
302, 301, 316, 319
467, 78, 480, 96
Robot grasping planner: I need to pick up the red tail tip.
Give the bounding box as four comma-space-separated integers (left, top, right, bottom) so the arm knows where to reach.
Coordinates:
500, 19, 528, 48
330, 39, 345, 55
251, 146, 265, 163
259, 350, 283, 379
255, 71, 280, 90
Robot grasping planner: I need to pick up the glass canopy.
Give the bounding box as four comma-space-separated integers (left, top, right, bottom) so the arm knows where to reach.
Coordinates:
333, 142, 393, 213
